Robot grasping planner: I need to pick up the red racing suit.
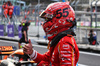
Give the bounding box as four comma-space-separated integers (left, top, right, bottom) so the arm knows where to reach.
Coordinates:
2, 4, 8, 18
29, 36, 79, 66
8, 5, 14, 18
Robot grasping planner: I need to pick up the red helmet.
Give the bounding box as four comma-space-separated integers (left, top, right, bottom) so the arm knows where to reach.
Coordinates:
40, 2, 76, 40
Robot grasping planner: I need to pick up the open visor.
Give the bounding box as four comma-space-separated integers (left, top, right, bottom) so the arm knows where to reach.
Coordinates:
39, 10, 53, 19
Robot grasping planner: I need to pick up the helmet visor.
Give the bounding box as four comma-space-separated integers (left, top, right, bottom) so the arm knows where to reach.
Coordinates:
39, 11, 53, 19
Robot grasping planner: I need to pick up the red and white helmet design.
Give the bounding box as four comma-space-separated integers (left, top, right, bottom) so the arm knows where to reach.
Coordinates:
40, 2, 76, 40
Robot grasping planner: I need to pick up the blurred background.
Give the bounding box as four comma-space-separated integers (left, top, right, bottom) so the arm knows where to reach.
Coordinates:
0, 0, 100, 45
0, 0, 100, 66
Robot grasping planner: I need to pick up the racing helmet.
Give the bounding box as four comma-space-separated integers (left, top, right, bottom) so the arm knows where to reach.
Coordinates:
40, 2, 76, 40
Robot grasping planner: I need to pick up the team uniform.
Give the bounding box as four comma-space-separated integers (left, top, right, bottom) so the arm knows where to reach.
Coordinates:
29, 34, 79, 66
2, 3, 8, 18
8, 5, 14, 18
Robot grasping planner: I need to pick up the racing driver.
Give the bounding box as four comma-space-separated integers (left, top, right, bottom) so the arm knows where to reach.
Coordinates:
23, 2, 79, 66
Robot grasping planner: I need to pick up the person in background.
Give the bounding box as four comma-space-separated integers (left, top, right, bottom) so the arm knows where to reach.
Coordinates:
7, 1, 11, 6
88, 29, 97, 45
2, 2, 8, 18
8, 3, 14, 19
23, 2, 79, 66
18, 19, 30, 49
